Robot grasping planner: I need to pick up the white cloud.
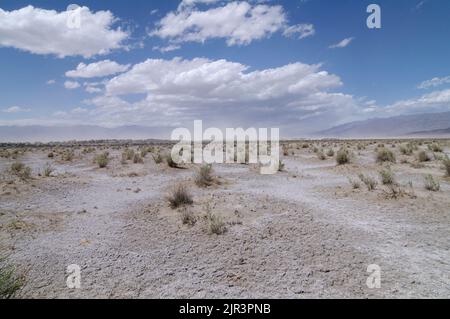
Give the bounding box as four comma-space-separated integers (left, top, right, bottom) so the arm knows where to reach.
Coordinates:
64, 81, 81, 89
2, 106, 31, 113
385, 88, 450, 114
0, 6, 129, 58
46, 79, 56, 85
329, 37, 354, 49
283, 24, 315, 39
418, 76, 450, 89
152, 44, 181, 53
151, 1, 312, 46
66, 60, 130, 78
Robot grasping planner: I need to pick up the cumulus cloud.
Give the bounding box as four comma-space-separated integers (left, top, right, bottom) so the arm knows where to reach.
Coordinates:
46, 79, 56, 85
385, 88, 450, 114
64, 81, 81, 89
66, 60, 130, 78
0, 5, 129, 58
2, 106, 31, 113
418, 76, 450, 89
329, 37, 354, 49
151, 1, 313, 46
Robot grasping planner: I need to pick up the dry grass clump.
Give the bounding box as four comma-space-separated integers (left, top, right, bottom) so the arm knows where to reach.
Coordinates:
376, 147, 396, 163
168, 184, 193, 209
336, 148, 351, 165
62, 150, 74, 162
326, 149, 335, 157
133, 153, 144, 164
428, 143, 443, 153
358, 173, 378, 191
47, 152, 54, 158
10, 162, 31, 180
204, 205, 227, 235
379, 167, 396, 185
95, 152, 110, 168
122, 148, 135, 161
399, 143, 414, 155
317, 150, 326, 160
443, 157, 450, 177
424, 174, 440, 192
417, 150, 431, 163
152, 153, 163, 164
0, 258, 24, 299
42, 163, 54, 177
348, 177, 361, 189
195, 164, 215, 187
180, 208, 196, 226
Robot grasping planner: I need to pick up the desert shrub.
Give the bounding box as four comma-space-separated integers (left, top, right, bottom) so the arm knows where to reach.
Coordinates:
348, 177, 361, 189
205, 210, 227, 235
133, 153, 144, 164
302, 143, 309, 149
10, 162, 31, 180
62, 150, 74, 162
153, 153, 163, 164
283, 147, 289, 156
357, 143, 365, 151
317, 151, 326, 160
379, 168, 396, 185
428, 143, 443, 153
358, 173, 378, 191
140, 148, 148, 158
180, 208, 196, 226
443, 157, 450, 176
376, 147, 396, 163
195, 164, 214, 187
417, 150, 430, 162
0, 260, 23, 299
47, 152, 54, 158
168, 184, 193, 209
42, 163, 54, 177
95, 152, 110, 168
122, 148, 135, 161
399, 144, 413, 155
313, 146, 319, 153
336, 148, 351, 165
424, 174, 440, 191
326, 149, 335, 157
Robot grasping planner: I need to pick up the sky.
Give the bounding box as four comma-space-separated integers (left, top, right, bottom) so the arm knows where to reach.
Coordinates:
1, 0, 450, 137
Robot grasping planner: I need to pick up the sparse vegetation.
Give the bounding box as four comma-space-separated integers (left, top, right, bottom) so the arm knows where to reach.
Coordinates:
417, 150, 431, 163
326, 149, 335, 157
348, 177, 361, 189
195, 164, 214, 187
424, 174, 440, 192
133, 153, 144, 164
11, 162, 31, 180
180, 208, 196, 226
379, 167, 396, 185
376, 147, 396, 163
358, 173, 378, 191
428, 143, 443, 153
204, 204, 227, 235
62, 150, 74, 162
153, 153, 163, 164
336, 148, 351, 165
122, 148, 135, 161
95, 152, 110, 168
168, 184, 193, 209
42, 163, 54, 177
317, 150, 326, 160
0, 259, 23, 299
443, 157, 450, 177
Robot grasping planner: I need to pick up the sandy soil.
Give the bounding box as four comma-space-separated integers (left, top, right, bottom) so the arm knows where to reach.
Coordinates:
0, 141, 449, 298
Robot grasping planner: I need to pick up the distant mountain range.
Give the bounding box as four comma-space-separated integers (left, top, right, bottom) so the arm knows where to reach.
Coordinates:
317, 112, 450, 138
0, 125, 173, 143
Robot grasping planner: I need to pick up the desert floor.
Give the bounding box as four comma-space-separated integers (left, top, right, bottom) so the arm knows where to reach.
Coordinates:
1, 140, 449, 298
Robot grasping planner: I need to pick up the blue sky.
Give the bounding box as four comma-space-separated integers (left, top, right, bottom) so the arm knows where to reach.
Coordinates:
1, 0, 450, 136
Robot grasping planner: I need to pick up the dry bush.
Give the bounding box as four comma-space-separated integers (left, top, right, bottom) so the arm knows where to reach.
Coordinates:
62, 150, 74, 162
47, 152, 54, 158
417, 150, 431, 162
348, 177, 361, 189
326, 149, 335, 157
0, 259, 24, 299
195, 164, 214, 187
358, 173, 378, 191
428, 143, 443, 153
424, 174, 440, 192
95, 152, 110, 168
399, 143, 414, 155
317, 150, 326, 160
10, 162, 31, 180
133, 153, 144, 164
379, 167, 396, 185
168, 184, 193, 209
376, 147, 396, 163
122, 148, 135, 161
443, 157, 450, 177
204, 205, 227, 235
42, 163, 54, 177
180, 208, 196, 226
336, 148, 351, 165
153, 153, 163, 164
